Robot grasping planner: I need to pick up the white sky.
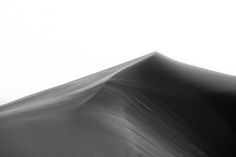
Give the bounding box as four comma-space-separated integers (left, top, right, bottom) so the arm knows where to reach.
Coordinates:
0, 0, 236, 105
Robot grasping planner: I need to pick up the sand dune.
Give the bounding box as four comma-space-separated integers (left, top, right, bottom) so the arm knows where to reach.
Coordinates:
0, 53, 236, 157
